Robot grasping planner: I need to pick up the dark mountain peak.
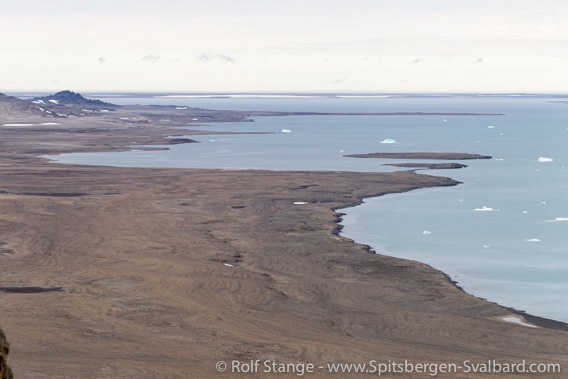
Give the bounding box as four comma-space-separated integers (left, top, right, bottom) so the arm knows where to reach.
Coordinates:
33, 90, 117, 107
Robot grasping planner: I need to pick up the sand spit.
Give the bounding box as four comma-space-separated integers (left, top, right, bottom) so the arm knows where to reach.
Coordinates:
0, 104, 565, 378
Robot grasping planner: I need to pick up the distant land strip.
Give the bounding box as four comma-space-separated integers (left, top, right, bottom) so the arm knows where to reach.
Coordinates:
384, 163, 468, 169
250, 111, 504, 116
344, 152, 492, 160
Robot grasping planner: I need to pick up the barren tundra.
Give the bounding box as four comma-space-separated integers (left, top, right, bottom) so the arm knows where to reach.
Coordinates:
0, 94, 566, 378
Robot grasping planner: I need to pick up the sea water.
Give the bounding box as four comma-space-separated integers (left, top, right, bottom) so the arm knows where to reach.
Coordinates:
43, 94, 568, 322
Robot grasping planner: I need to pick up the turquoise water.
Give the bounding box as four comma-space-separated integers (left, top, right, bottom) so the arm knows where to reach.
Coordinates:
45, 94, 568, 322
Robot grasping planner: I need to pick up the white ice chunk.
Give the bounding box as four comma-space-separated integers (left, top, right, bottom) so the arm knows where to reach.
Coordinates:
281, 129, 292, 133
475, 206, 494, 211
3, 123, 36, 126
538, 157, 553, 162
488, 125, 495, 128
380, 139, 397, 144
548, 217, 568, 222
422, 231, 431, 235
526, 238, 541, 242
40, 122, 60, 125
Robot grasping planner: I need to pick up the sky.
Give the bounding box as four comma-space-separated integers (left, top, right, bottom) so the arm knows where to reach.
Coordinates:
1, 0, 568, 93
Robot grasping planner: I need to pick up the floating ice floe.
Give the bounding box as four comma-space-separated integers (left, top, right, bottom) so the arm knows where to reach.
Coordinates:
540, 201, 547, 205
538, 157, 553, 162
40, 122, 60, 125
526, 238, 541, 242
3, 123, 36, 126
281, 129, 292, 133
501, 316, 538, 328
209, 139, 216, 142
339, 149, 344, 153
475, 206, 494, 211
380, 139, 397, 144
422, 231, 431, 235
548, 217, 568, 222
494, 158, 504, 161
293, 201, 308, 205
488, 125, 495, 129
483, 245, 490, 248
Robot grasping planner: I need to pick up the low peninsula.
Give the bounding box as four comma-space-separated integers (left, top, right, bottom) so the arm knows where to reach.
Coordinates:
0, 92, 565, 378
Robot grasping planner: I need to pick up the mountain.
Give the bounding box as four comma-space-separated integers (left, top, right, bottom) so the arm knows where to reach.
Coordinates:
0, 93, 45, 118
32, 90, 117, 107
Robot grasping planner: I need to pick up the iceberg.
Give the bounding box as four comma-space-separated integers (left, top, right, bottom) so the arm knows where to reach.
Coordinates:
488, 125, 495, 128
526, 238, 541, 242
538, 157, 553, 162
422, 231, 431, 235
380, 139, 397, 144
475, 206, 494, 211
548, 217, 568, 222
281, 129, 292, 133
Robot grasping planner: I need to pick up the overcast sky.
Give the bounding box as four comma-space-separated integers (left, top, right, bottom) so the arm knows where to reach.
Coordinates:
1, 0, 567, 93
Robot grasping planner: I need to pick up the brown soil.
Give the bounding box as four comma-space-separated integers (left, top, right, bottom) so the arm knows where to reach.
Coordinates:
0, 103, 565, 378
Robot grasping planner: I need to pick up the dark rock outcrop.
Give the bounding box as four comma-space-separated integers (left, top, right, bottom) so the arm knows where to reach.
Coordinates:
167, 138, 200, 145
0, 328, 13, 378
33, 90, 116, 108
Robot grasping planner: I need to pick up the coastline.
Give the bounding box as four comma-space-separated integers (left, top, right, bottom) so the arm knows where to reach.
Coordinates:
0, 104, 566, 377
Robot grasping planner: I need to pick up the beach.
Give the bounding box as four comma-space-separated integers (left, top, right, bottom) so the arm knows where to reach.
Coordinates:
0, 103, 566, 377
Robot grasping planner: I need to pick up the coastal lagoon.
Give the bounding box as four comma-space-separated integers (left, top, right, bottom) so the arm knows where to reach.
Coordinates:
45, 94, 568, 322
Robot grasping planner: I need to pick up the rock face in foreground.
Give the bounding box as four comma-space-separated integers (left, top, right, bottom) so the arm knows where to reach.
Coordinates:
0, 328, 13, 378
32, 90, 116, 108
